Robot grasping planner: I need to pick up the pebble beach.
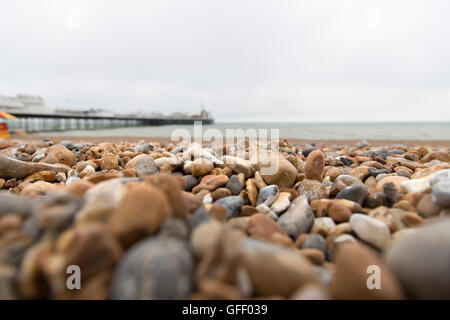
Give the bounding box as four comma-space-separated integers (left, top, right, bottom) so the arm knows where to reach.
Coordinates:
0, 136, 449, 300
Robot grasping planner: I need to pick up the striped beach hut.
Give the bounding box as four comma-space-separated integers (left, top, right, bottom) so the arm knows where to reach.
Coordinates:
0, 110, 17, 138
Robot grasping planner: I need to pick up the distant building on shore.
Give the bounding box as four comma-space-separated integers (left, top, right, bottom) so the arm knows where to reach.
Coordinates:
0, 94, 46, 113
0, 93, 214, 123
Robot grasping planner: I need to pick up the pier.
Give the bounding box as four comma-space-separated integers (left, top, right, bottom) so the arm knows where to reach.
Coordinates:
0, 94, 214, 133
4, 111, 214, 133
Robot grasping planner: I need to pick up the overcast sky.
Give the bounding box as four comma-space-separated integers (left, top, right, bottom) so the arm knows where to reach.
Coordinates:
1, 0, 450, 122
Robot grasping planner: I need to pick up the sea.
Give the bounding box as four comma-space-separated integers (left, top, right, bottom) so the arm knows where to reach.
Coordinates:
33, 122, 450, 141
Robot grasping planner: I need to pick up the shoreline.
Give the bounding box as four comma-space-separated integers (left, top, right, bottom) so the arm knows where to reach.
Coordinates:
7, 134, 450, 148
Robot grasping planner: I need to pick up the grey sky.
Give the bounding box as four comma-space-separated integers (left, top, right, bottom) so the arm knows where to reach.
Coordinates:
1, 0, 450, 122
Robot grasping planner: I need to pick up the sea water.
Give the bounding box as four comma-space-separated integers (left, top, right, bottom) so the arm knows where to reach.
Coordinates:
33, 122, 450, 140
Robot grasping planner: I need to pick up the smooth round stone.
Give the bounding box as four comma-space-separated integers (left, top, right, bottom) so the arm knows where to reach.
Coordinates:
0, 264, 17, 299
134, 155, 158, 177
311, 217, 336, 236
388, 149, 405, 155
296, 179, 328, 202
183, 175, 199, 192
190, 219, 224, 258
356, 140, 369, 149
395, 169, 410, 178
304, 150, 325, 182
260, 156, 298, 188
364, 192, 387, 208
331, 242, 404, 299
350, 213, 391, 250
65, 176, 80, 185
334, 234, 357, 244
278, 195, 315, 238
20, 215, 42, 241
302, 234, 327, 253
189, 206, 211, 230
338, 157, 354, 166
270, 192, 291, 214
301, 147, 318, 157
112, 235, 194, 300
0, 192, 32, 217
191, 158, 214, 177
256, 185, 279, 206
32, 193, 82, 231
417, 194, 441, 218
134, 142, 150, 154
386, 218, 450, 299
432, 180, 450, 208
429, 169, 450, 185
368, 168, 391, 177
335, 184, 368, 205
225, 175, 243, 195
333, 174, 361, 187
214, 196, 244, 219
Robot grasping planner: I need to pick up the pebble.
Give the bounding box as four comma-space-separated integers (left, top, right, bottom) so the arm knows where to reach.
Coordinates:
32, 193, 82, 232
190, 219, 224, 258
214, 196, 244, 219
310, 217, 336, 236
0, 264, 17, 299
189, 206, 211, 230
328, 202, 352, 222
192, 174, 229, 193
246, 179, 258, 206
432, 180, 450, 208
222, 156, 253, 178
21, 181, 58, 199
304, 150, 325, 182
301, 234, 327, 253
24, 171, 57, 182
183, 175, 199, 192
107, 182, 173, 247
278, 195, 315, 238
331, 242, 404, 299
364, 192, 387, 208
0, 192, 32, 217
191, 158, 214, 177
301, 147, 318, 157
247, 213, 286, 240
350, 213, 391, 250
0, 155, 68, 179
256, 185, 279, 206
334, 234, 356, 244
134, 155, 158, 177
259, 156, 298, 188
239, 205, 258, 216
41, 144, 76, 167
100, 153, 119, 171
225, 174, 243, 195
295, 179, 328, 202
238, 237, 320, 297
349, 166, 370, 181
417, 193, 441, 218
385, 217, 450, 299
66, 223, 122, 282
112, 225, 193, 299
375, 176, 409, 193
134, 141, 150, 154
336, 183, 368, 205
270, 192, 291, 214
